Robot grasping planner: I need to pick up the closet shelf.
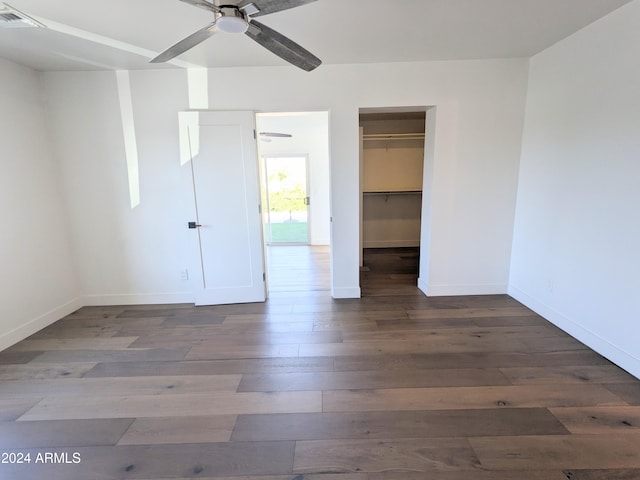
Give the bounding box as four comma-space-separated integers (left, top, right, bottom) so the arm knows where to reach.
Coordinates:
363, 190, 422, 196
363, 133, 425, 141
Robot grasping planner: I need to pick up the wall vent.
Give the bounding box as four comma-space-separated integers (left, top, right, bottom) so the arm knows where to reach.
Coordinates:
0, 3, 45, 28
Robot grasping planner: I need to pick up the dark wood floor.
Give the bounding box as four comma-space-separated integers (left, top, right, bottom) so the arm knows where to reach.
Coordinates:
1, 247, 640, 479
361, 247, 421, 296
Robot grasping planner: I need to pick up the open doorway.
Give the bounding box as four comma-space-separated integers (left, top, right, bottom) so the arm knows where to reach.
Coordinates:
262, 154, 310, 245
256, 111, 331, 294
358, 108, 430, 297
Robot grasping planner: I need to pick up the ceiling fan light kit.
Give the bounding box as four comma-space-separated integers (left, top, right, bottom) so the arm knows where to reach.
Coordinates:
151, 0, 322, 71
215, 7, 249, 33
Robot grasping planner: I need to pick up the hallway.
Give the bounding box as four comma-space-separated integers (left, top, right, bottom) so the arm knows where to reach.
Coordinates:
266, 245, 331, 293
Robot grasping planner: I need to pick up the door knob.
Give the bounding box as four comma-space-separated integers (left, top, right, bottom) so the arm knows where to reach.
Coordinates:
188, 221, 202, 229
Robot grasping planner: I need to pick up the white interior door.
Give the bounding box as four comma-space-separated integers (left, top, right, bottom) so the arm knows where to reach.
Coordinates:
182, 111, 266, 305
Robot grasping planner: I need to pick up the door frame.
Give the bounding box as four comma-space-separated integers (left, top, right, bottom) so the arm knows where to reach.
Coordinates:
358, 106, 433, 296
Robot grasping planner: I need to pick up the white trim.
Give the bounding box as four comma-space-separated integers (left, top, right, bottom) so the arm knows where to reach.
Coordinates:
0, 297, 84, 351
509, 285, 640, 380
83, 292, 194, 306
332, 286, 361, 299
422, 283, 508, 297
417, 277, 429, 296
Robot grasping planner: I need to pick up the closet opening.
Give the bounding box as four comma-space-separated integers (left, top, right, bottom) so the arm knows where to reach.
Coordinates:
359, 107, 430, 297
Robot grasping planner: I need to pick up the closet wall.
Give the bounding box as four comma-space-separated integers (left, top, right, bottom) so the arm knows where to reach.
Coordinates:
360, 112, 426, 248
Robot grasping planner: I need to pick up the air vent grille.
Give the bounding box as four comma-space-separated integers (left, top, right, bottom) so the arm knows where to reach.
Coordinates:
1, 12, 21, 22
0, 3, 45, 28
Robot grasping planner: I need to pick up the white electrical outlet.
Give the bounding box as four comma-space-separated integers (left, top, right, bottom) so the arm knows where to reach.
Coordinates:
180, 269, 189, 281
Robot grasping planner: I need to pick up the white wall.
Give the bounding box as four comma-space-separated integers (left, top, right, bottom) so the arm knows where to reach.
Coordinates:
43, 69, 194, 305
510, 0, 640, 377
257, 112, 331, 245
0, 58, 80, 350
42, 58, 528, 301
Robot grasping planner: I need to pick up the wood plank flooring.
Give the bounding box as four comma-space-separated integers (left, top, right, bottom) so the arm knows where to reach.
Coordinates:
360, 247, 420, 296
0, 247, 639, 479
267, 246, 331, 293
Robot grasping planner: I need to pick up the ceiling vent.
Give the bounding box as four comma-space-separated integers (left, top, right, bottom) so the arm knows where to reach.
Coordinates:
0, 3, 45, 28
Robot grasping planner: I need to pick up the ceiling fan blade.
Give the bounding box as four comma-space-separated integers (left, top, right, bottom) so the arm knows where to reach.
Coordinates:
245, 20, 321, 72
260, 132, 293, 137
178, 0, 220, 13
150, 22, 219, 63
237, 0, 318, 17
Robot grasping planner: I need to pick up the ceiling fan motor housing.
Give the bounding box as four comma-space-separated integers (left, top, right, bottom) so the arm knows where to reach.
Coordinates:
216, 5, 248, 33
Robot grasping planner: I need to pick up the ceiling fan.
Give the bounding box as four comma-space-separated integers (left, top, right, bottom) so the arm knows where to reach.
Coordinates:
259, 131, 292, 142
151, 0, 321, 71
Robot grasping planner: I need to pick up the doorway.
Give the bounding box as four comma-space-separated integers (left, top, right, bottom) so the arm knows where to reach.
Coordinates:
358, 108, 430, 297
262, 154, 310, 245
256, 111, 331, 294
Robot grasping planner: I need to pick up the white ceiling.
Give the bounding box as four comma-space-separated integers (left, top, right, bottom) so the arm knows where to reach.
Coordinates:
0, 0, 632, 72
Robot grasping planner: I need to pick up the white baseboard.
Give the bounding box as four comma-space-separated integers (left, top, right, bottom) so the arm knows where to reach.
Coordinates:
421, 283, 508, 297
509, 285, 640, 380
417, 277, 429, 296
0, 297, 84, 352
332, 286, 361, 299
83, 292, 194, 306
